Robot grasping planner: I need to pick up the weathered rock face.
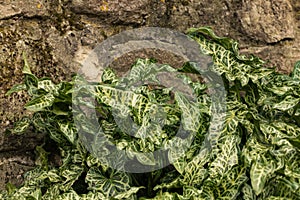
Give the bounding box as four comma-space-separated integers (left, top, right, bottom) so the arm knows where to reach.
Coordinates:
70, 0, 150, 25
0, 0, 50, 20
0, 0, 299, 190
238, 0, 295, 44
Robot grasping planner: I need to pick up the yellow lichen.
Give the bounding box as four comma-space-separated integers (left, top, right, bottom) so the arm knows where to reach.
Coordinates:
100, 1, 109, 11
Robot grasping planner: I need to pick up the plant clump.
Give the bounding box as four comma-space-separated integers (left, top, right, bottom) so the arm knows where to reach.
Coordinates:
1, 27, 300, 199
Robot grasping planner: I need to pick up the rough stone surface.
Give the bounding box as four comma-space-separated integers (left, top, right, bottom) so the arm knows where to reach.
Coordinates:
70, 0, 150, 25
0, 0, 300, 191
0, 151, 35, 191
0, 0, 50, 19
238, 0, 295, 43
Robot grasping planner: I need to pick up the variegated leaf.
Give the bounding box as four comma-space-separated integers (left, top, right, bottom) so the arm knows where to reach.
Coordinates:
47, 169, 62, 183
57, 190, 80, 200
153, 176, 182, 191
273, 95, 299, 111
168, 147, 187, 174
25, 93, 55, 111
250, 155, 276, 195
23, 167, 48, 186
183, 149, 210, 186
11, 116, 31, 134
210, 135, 240, 177
80, 191, 106, 200
113, 186, 144, 199
60, 164, 84, 192
86, 167, 131, 198
5, 83, 27, 96
183, 186, 209, 199
175, 92, 201, 132
241, 183, 256, 200
145, 191, 185, 200
101, 67, 118, 84
291, 61, 300, 80
58, 121, 78, 144
130, 151, 156, 166
217, 167, 248, 199
38, 79, 59, 95
265, 197, 293, 200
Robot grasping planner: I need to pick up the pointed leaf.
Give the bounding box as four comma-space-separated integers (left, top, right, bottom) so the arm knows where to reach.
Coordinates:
11, 117, 31, 134
58, 121, 78, 144
291, 61, 300, 80
86, 167, 130, 198
250, 155, 276, 195
25, 93, 55, 111
273, 96, 299, 111
6, 84, 27, 96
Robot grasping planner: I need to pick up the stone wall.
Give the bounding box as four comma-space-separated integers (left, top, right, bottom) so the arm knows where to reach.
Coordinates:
0, 0, 299, 190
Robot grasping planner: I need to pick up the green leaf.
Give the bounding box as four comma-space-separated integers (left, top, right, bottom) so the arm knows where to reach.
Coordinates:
273, 96, 299, 111
11, 116, 31, 134
22, 52, 33, 75
183, 149, 209, 187
25, 93, 55, 111
250, 155, 276, 195
58, 121, 78, 144
134, 152, 156, 166
209, 135, 240, 177
60, 164, 84, 192
52, 103, 70, 115
80, 191, 105, 200
35, 145, 49, 168
241, 184, 256, 200
5, 183, 17, 195
291, 61, 300, 80
58, 190, 80, 200
101, 67, 118, 84
113, 186, 144, 199
187, 26, 236, 51
6, 84, 27, 96
86, 167, 131, 198
47, 169, 62, 183
38, 79, 59, 95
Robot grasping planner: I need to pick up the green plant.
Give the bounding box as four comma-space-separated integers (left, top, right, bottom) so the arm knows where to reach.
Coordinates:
2, 27, 300, 199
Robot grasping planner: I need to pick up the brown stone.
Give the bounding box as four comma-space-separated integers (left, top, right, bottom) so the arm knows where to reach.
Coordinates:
238, 0, 295, 43
0, 0, 49, 19
70, 0, 150, 25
